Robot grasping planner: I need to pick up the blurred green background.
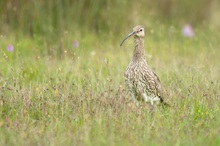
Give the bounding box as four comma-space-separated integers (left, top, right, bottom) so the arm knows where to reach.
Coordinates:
1, 0, 220, 57
1, 0, 220, 39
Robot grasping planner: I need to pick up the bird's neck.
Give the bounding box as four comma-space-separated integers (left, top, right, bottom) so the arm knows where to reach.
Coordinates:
132, 36, 145, 62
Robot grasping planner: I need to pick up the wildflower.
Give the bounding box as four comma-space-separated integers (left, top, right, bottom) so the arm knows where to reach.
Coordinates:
7, 44, 14, 52
182, 24, 195, 38
73, 40, 79, 48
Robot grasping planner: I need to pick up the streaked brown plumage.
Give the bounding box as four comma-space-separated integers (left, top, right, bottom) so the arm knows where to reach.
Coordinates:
120, 25, 167, 106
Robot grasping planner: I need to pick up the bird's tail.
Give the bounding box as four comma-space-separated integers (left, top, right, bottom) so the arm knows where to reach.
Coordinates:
160, 97, 171, 108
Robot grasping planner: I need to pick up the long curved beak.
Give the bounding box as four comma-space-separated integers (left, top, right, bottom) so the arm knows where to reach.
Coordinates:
120, 31, 135, 46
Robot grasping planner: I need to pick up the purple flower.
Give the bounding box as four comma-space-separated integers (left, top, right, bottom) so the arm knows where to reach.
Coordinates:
7, 44, 14, 52
73, 40, 79, 48
182, 24, 195, 38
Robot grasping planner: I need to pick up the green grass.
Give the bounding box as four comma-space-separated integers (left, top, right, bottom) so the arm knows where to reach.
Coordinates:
0, 26, 220, 146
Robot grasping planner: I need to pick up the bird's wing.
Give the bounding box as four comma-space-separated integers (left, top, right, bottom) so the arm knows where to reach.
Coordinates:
152, 71, 161, 85
152, 71, 163, 99
153, 71, 171, 106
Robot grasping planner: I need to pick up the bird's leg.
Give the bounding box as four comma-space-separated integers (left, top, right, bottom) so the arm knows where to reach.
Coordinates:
131, 94, 139, 107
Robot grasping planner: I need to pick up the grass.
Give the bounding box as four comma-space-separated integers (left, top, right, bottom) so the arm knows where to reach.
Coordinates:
0, 25, 220, 146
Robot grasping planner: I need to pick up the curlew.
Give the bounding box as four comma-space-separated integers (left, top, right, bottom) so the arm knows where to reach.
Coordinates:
120, 25, 168, 106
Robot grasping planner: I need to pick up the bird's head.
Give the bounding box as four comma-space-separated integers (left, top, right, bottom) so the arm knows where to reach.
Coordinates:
120, 25, 144, 46
133, 25, 145, 37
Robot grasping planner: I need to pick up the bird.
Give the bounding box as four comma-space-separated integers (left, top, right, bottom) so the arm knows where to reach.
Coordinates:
120, 25, 168, 106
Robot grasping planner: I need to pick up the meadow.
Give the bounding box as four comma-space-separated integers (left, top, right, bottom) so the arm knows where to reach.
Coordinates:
1, 1, 220, 146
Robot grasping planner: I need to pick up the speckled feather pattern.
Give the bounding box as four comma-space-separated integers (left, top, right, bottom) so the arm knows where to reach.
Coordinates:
124, 58, 163, 101
124, 32, 164, 103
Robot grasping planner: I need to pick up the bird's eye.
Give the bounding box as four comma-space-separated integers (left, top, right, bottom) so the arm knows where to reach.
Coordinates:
140, 29, 142, 31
